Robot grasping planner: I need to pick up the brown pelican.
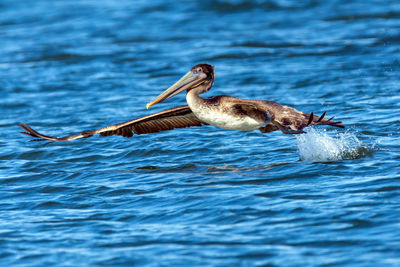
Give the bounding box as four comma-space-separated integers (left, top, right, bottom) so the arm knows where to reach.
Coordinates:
19, 64, 344, 142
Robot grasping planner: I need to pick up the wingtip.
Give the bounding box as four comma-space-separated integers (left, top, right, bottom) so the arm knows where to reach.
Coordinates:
307, 112, 314, 126
18, 123, 37, 138
20, 131, 31, 136
18, 123, 29, 133
336, 123, 345, 128
317, 111, 326, 122
18, 122, 51, 140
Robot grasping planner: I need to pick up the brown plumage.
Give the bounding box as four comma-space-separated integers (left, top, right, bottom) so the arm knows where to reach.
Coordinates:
19, 63, 344, 142
19, 106, 207, 141
204, 96, 344, 134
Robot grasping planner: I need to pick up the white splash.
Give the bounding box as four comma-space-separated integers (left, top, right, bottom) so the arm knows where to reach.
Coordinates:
295, 127, 368, 161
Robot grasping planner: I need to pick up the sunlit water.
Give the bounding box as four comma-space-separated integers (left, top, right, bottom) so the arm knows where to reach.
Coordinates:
1, 0, 400, 266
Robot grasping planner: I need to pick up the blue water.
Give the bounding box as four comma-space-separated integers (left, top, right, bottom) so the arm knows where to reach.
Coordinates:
1, 0, 400, 265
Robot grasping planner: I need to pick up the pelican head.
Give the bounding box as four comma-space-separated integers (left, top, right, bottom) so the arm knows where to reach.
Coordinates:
146, 64, 214, 109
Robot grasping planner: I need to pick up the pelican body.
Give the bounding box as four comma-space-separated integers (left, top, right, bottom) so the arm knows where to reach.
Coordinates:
146, 64, 343, 134
19, 64, 344, 142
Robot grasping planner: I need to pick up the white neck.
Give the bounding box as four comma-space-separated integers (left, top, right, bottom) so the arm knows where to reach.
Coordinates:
186, 88, 204, 111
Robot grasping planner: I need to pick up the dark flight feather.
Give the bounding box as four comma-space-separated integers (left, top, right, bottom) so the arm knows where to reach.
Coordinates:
19, 106, 207, 142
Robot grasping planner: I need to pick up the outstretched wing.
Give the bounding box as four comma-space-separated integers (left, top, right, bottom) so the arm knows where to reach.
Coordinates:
225, 97, 344, 134
258, 100, 344, 132
264, 101, 344, 130
19, 105, 208, 141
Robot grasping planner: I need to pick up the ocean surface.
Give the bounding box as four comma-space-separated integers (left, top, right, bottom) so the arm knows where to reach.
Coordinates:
1, 0, 400, 266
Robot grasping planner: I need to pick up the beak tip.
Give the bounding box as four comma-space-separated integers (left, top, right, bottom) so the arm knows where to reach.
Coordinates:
146, 103, 151, 109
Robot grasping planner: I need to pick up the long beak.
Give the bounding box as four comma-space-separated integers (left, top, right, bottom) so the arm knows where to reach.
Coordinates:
146, 71, 201, 109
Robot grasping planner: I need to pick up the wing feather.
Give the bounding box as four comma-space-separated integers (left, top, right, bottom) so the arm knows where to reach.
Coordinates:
259, 100, 345, 130
220, 97, 345, 132
19, 105, 207, 142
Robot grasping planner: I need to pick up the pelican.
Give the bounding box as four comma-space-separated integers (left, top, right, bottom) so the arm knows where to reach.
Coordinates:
19, 64, 344, 142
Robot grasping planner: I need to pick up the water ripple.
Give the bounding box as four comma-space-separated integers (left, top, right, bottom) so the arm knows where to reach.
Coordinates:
1, 0, 400, 266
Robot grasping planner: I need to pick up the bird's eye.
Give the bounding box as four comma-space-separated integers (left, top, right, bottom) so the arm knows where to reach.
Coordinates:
197, 68, 202, 72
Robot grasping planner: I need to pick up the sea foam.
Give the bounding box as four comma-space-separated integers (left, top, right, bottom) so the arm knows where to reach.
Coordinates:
295, 127, 369, 161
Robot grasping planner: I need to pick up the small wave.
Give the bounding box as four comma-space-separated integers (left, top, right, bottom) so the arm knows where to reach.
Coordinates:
295, 127, 372, 161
